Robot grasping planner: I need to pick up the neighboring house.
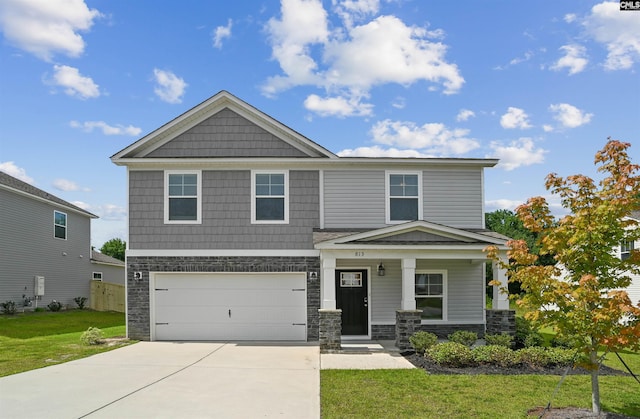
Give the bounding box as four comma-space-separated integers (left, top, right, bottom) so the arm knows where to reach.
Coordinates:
90, 249, 125, 285
620, 210, 640, 308
111, 91, 510, 345
0, 171, 97, 309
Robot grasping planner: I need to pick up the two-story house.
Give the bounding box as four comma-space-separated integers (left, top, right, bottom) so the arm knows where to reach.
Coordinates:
0, 171, 97, 309
111, 91, 511, 347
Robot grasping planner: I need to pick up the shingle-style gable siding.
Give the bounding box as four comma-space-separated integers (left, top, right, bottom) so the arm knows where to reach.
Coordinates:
128, 170, 319, 250
361, 231, 466, 243
146, 109, 311, 158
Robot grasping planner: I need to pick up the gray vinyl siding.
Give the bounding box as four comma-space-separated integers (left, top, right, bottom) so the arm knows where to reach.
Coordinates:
323, 170, 386, 228
128, 170, 319, 249
92, 262, 125, 285
423, 167, 483, 228
146, 109, 311, 158
323, 167, 484, 229
0, 189, 93, 307
335, 259, 484, 324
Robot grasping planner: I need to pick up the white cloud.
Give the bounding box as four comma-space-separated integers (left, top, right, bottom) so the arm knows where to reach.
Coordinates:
152, 69, 187, 104
583, 1, 640, 70
95, 203, 127, 221
564, 13, 577, 23
53, 178, 80, 192
263, 1, 464, 115
370, 119, 480, 156
0, 0, 101, 61
551, 44, 588, 75
500, 107, 532, 129
485, 199, 524, 212
456, 109, 475, 122
489, 138, 547, 171
50, 65, 100, 99
543, 124, 554, 132
212, 19, 232, 49
304, 93, 373, 117
337, 145, 430, 158
548, 103, 593, 128
391, 96, 406, 109
70, 120, 142, 136
0, 161, 34, 184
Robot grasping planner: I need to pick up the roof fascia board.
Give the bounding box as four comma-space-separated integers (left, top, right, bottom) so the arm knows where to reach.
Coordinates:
0, 183, 98, 219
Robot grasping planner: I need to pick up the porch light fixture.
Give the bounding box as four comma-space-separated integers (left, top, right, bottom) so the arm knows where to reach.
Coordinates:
377, 262, 385, 276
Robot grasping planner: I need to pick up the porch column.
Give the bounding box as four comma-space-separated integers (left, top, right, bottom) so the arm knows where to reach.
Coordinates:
492, 255, 510, 310
401, 258, 417, 310
321, 257, 336, 309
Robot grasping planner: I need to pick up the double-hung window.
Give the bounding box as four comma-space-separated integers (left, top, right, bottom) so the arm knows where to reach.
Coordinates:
165, 171, 201, 224
415, 271, 447, 320
386, 172, 422, 223
621, 240, 635, 261
252, 171, 288, 223
54, 210, 67, 240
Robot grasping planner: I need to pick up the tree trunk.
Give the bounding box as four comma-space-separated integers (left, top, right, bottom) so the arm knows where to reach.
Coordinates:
590, 346, 601, 415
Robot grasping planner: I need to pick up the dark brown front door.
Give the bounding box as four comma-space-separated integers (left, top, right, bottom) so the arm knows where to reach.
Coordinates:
335, 270, 368, 335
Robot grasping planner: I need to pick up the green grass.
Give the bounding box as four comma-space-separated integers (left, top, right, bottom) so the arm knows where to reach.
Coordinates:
321, 367, 640, 418
0, 310, 131, 377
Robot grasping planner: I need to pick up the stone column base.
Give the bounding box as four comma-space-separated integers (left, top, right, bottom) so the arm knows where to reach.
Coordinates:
485, 309, 516, 336
395, 310, 422, 351
319, 309, 342, 353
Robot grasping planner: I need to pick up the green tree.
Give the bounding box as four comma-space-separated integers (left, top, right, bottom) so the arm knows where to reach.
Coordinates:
486, 139, 640, 415
99, 238, 126, 261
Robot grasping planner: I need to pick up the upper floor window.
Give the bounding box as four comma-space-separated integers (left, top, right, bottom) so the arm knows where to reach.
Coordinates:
252, 171, 288, 224
621, 240, 635, 260
415, 271, 447, 321
165, 171, 201, 224
54, 211, 67, 240
386, 172, 422, 223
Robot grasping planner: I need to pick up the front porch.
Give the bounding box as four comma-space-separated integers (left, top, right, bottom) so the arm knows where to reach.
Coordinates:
313, 221, 513, 352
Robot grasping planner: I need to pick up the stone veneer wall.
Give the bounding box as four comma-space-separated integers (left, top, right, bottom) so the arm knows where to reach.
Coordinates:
485, 309, 516, 336
395, 310, 422, 351
318, 309, 342, 352
127, 256, 320, 341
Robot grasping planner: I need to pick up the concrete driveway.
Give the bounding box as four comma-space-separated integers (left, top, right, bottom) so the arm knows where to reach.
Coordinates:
0, 342, 320, 419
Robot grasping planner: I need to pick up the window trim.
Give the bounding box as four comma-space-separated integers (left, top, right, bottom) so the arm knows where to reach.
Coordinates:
415, 269, 448, 322
54, 210, 67, 240
164, 170, 202, 224
92, 272, 103, 281
251, 170, 289, 224
385, 171, 423, 224
621, 240, 635, 261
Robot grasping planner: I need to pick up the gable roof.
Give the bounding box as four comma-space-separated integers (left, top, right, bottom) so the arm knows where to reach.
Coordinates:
314, 220, 509, 249
0, 171, 97, 218
111, 90, 337, 162
91, 249, 125, 267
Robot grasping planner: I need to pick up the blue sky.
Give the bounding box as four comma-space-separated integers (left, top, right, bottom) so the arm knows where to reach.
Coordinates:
1, 0, 639, 248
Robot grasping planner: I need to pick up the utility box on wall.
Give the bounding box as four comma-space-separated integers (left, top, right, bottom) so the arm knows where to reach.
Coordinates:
34, 276, 45, 296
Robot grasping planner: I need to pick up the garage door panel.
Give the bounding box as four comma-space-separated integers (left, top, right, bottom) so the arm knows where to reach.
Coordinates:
153, 273, 307, 341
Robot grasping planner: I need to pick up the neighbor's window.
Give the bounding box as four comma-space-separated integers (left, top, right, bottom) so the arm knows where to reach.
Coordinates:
621, 240, 635, 261
92, 272, 103, 281
415, 271, 447, 320
387, 172, 422, 223
54, 211, 67, 240
252, 171, 288, 223
165, 171, 201, 223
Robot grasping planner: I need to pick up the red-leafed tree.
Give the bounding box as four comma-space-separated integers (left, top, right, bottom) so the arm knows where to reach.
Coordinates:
486, 139, 640, 415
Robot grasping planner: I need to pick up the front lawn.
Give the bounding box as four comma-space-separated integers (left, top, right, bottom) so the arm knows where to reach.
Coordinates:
321, 365, 640, 418
0, 310, 131, 377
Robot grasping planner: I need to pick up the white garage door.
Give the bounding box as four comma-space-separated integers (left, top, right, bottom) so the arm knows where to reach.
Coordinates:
153, 273, 307, 341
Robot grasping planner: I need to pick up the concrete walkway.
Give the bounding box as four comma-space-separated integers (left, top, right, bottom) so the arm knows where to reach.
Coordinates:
0, 342, 320, 419
320, 340, 416, 370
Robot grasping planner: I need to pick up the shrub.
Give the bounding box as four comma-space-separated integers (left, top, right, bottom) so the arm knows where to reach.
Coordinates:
47, 300, 63, 312
80, 327, 104, 345
74, 296, 88, 309
545, 347, 578, 366
472, 345, 518, 367
551, 334, 581, 349
409, 331, 438, 354
448, 330, 477, 347
523, 333, 544, 348
1, 300, 17, 315
484, 333, 514, 348
425, 342, 475, 367
517, 346, 548, 368
514, 317, 543, 348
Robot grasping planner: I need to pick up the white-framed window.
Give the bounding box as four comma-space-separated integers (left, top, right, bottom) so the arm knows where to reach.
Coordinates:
386, 171, 422, 224
621, 240, 635, 261
164, 170, 202, 224
251, 170, 289, 224
54, 210, 67, 240
415, 270, 447, 321
92, 272, 103, 281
